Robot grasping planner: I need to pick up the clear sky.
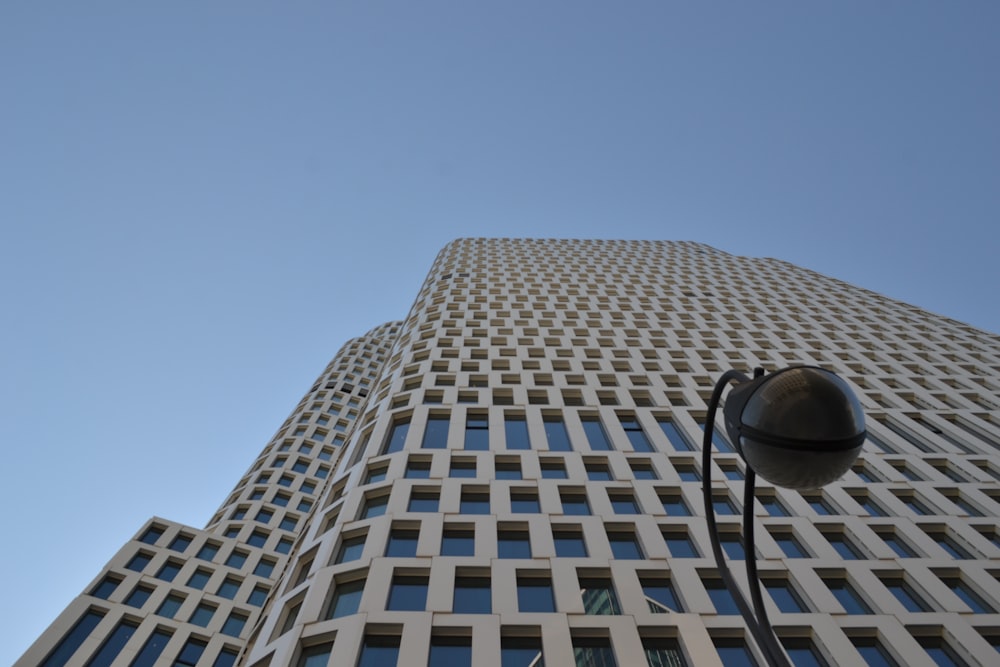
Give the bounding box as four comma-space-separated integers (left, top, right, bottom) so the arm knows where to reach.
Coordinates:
2, 2, 998, 661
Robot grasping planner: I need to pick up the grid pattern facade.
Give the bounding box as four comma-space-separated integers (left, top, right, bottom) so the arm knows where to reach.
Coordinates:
18, 239, 1000, 667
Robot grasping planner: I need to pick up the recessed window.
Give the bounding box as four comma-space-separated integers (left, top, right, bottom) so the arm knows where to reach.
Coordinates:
408, 490, 440, 512
196, 542, 220, 561
453, 575, 491, 613
770, 530, 809, 558
428, 636, 472, 665
663, 530, 699, 558
703, 577, 739, 615
336, 534, 366, 563
642, 637, 686, 667
464, 415, 489, 450
607, 530, 643, 559
658, 420, 693, 451
573, 635, 618, 666
385, 528, 420, 557
764, 578, 808, 612
386, 573, 429, 611
441, 527, 475, 556
189, 602, 216, 627
579, 576, 620, 615
405, 459, 431, 479
501, 637, 544, 667
221, 611, 248, 637
156, 561, 182, 582
90, 575, 121, 600
131, 628, 174, 665
875, 528, 919, 558
712, 638, 756, 665
660, 492, 691, 516
40, 609, 105, 667
586, 461, 613, 481
609, 492, 640, 514
581, 417, 612, 451
248, 585, 268, 606
169, 534, 193, 553
561, 491, 591, 515
621, 417, 653, 452
327, 578, 365, 619
495, 460, 522, 479
505, 415, 532, 450
139, 525, 165, 545
383, 418, 410, 455
357, 635, 401, 667
254, 558, 276, 578
498, 529, 531, 558
823, 530, 866, 560
450, 459, 477, 478
553, 528, 588, 557
125, 584, 154, 608
540, 460, 567, 479
125, 551, 153, 572
824, 576, 872, 614
757, 493, 789, 517
880, 576, 932, 612
517, 574, 555, 612
361, 494, 389, 519
511, 490, 540, 513
938, 574, 995, 613
630, 461, 658, 479
216, 577, 241, 599
641, 578, 682, 612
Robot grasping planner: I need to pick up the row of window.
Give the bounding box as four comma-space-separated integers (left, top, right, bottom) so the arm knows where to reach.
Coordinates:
123, 546, 277, 585
40, 608, 238, 667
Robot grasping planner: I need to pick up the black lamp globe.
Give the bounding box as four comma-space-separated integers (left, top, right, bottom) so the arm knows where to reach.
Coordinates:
722, 366, 866, 490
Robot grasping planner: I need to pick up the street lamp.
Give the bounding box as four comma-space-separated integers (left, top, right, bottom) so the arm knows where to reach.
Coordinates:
702, 366, 866, 667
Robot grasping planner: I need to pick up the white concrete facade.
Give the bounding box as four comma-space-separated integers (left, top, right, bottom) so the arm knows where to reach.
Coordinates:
17, 239, 1000, 666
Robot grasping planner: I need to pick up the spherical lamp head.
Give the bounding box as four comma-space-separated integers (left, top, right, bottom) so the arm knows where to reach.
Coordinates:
723, 366, 866, 490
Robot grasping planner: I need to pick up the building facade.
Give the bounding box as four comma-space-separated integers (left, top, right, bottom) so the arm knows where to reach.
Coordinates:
18, 238, 1000, 667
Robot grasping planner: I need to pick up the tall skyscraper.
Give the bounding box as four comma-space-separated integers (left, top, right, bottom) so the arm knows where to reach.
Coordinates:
19, 239, 1000, 666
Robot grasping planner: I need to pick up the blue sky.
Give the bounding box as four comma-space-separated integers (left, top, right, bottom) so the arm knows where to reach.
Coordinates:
2, 2, 998, 660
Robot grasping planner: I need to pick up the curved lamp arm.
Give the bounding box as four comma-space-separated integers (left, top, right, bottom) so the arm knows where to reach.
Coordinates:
702, 370, 793, 667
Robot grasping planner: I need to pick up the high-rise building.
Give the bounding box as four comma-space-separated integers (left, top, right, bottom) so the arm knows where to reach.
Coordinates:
18, 239, 1000, 667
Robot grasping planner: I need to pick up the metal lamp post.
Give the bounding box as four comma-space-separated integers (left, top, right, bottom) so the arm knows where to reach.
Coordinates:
701, 366, 866, 667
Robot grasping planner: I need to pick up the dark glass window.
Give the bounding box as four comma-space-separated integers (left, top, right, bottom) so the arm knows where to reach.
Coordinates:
227, 550, 248, 569
772, 531, 809, 558
851, 637, 898, 667
916, 636, 970, 667
586, 462, 613, 481
125, 585, 154, 608
40, 609, 105, 667
631, 462, 657, 479
386, 528, 420, 557
882, 577, 932, 612
361, 494, 389, 519
254, 558, 276, 578
453, 576, 491, 613
758, 494, 789, 517
658, 420, 693, 451
543, 416, 571, 451
579, 577, 621, 615
169, 534, 192, 553
664, 531, 699, 557
878, 531, 918, 558
643, 637, 687, 667
408, 490, 440, 512
501, 637, 544, 667
464, 416, 489, 450
174, 638, 208, 667
131, 629, 172, 667
607, 531, 643, 559
712, 494, 738, 516
247, 531, 268, 548
441, 528, 475, 556
125, 551, 152, 572
214, 649, 239, 667
781, 639, 827, 667
824, 531, 865, 560
336, 534, 366, 563
405, 459, 431, 478
216, 577, 240, 599
387, 574, 428, 611
366, 467, 388, 484
221, 611, 248, 637
248, 585, 268, 606
196, 542, 219, 561
573, 636, 618, 667
422, 415, 450, 449
460, 490, 491, 514
713, 638, 758, 666
621, 418, 653, 452
139, 525, 164, 545
357, 635, 400, 667
90, 576, 120, 600
721, 533, 746, 560
803, 493, 835, 515
156, 561, 182, 582
661, 493, 691, 516
328, 578, 365, 619
383, 419, 410, 454
582, 417, 612, 451
826, 577, 872, 614
511, 491, 540, 513
675, 464, 701, 481
610, 493, 640, 514
764, 579, 808, 612
940, 576, 994, 613
156, 594, 184, 619
86, 619, 138, 667
187, 568, 211, 590
642, 578, 682, 612
498, 530, 532, 558
540, 460, 567, 479
496, 461, 522, 479
429, 636, 473, 666
189, 602, 216, 627
699, 418, 734, 453
924, 530, 974, 559
450, 459, 477, 478
506, 416, 532, 450
517, 576, 556, 612
554, 529, 588, 557
561, 491, 591, 515
704, 577, 740, 614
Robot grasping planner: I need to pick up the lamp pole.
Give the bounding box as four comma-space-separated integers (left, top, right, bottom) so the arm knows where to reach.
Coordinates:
700, 366, 866, 667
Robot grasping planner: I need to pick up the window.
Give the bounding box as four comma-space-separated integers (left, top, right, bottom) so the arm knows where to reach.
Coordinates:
248, 585, 269, 606
757, 493, 789, 517
408, 490, 440, 512
125, 551, 153, 572
296, 643, 333, 667
428, 636, 473, 666
610, 492, 640, 514
187, 568, 211, 590
823, 530, 866, 559
441, 527, 475, 556
386, 528, 420, 557
851, 636, 898, 667
543, 415, 571, 451
465, 416, 489, 450
387, 574, 428, 611
86, 619, 139, 667
712, 638, 757, 666
511, 490, 540, 513
703, 577, 739, 614
554, 528, 588, 557
366, 466, 388, 484
327, 578, 365, 619
573, 636, 617, 667
780, 638, 827, 667
125, 584, 154, 608
517, 574, 556, 612
621, 418, 653, 452
453, 575, 491, 613
642, 578, 682, 612
712, 493, 738, 516
643, 637, 686, 667
361, 494, 389, 519
506, 415, 532, 450
498, 529, 532, 558
139, 525, 164, 544
664, 530, 699, 557
540, 460, 567, 479
156, 561, 182, 582
881, 576, 932, 612
660, 492, 691, 516
875, 529, 918, 558
923, 529, 974, 559
496, 460, 522, 479
254, 558, 276, 578
607, 530, 643, 559
674, 462, 700, 481
221, 611, 248, 637
405, 458, 432, 478
90, 575, 121, 600
720, 532, 746, 560
460, 489, 490, 514
169, 534, 192, 552
581, 417, 612, 451
561, 491, 591, 515
247, 530, 268, 548
131, 629, 173, 667
196, 542, 220, 561
357, 635, 401, 667
586, 461, 613, 481
938, 575, 994, 613
916, 635, 971, 667
579, 577, 621, 614
336, 534, 366, 563
658, 420, 693, 451
698, 418, 734, 453
383, 418, 411, 454
630, 461, 658, 479
422, 415, 450, 449
825, 576, 872, 614
40, 609, 105, 667
764, 578, 808, 612
157, 594, 184, 619
501, 636, 544, 667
